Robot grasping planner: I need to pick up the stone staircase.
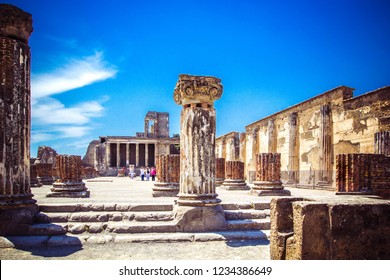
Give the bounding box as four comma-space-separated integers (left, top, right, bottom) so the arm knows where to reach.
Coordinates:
5, 202, 271, 246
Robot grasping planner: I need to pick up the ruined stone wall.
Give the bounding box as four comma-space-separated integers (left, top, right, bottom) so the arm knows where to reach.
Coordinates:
217, 85, 389, 189
270, 197, 390, 259
215, 132, 240, 161
82, 140, 99, 167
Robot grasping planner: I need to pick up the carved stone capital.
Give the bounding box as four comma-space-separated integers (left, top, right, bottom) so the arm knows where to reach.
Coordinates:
0, 4, 33, 43
174, 74, 223, 105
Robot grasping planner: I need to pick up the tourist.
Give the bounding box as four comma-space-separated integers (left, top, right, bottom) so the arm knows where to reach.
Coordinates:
140, 167, 145, 181
129, 166, 135, 179
146, 167, 150, 181
150, 167, 156, 181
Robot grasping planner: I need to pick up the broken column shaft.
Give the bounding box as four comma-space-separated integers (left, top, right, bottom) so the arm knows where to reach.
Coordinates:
222, 160, 249, 190
153, 154, 180, 197
215, 158, 225, 186
0, 4, 37, 235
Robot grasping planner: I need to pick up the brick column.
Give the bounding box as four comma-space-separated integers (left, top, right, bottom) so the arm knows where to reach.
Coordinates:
36, 163, 55, 185
152, 154, 180, 197
0, 4, 38, 235
375, 131, 390, 156
47, 155, 89, 198
30, 161, 42, 188
251, 153, 290, 196
173, 74, 227, 232
222, 161, 249, 190
215, 158, 225, 186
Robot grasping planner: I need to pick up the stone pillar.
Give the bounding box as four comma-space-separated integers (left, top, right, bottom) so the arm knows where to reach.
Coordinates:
0, 4, 38, 235
239, 132, 246, 163
106, 141, 111, 168
47, 155, 89, 198
136, 143, 139, 167
126, 143, 129, 166
251, 153, 291, 196
36, 163, 55, 185
318, 104, 332, 186
268, 119, 277, 153
215, 158, 225, 186
173, 74, 227, 232
116, 143, 120, 168
287, 112, 299, 184
145, 143, 149, 166
222, 161, 249, 190
30, 161, 42, 188
152, 154, 180, 197
375, 131, 390, 156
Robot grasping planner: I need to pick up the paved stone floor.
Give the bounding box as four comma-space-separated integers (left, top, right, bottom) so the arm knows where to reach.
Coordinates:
0, 177, 371, 260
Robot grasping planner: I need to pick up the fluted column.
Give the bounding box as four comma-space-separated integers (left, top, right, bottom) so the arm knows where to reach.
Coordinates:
375, 131, 390, 156
173, 74, 227, 232
215, 158, 225, 186
317, 104, 332, 186
251, 153, 290, 196
30, 161, 42, 188
47, 155, 89, 198
287, 112, 299, 184
222, 161, 249, 190
152, 154, 180, 197
0, 4, 38, 235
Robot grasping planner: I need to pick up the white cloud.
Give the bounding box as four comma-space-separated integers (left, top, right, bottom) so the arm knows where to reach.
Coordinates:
55, 126, 92, 138
31, 52, 117, 101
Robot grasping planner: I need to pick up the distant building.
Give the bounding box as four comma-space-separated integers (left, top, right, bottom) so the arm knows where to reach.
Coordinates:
83, 111, 180, 176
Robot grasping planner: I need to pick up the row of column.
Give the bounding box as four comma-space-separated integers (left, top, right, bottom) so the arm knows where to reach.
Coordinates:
105, 142, 156, 168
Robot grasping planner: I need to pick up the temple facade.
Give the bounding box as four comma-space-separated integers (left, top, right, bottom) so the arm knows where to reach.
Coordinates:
216, 85, 390, 189
84, 111, 180, 175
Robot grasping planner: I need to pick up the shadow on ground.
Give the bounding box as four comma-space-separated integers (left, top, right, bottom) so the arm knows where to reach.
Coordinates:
225, 239, 270, 248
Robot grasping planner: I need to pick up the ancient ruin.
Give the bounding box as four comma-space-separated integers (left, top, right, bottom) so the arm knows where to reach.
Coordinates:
47, 155, 90, 198
0, 4, 38, 235
251, 153, 291, 196
222, 160, 249, 190
84, 111, 179, 176
215, 157, 225, 186
216, 86, 390, 189
173, 74, 227, 231
152, 154, 180, 197
29, 160, 42, 188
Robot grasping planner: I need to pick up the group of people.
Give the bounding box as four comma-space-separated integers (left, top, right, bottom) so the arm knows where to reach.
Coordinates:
126, 166, 156, 181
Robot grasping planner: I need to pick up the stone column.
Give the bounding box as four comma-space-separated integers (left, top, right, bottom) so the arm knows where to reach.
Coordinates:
375, 131, 390, 156
215, 158, 225, 186
47, 155, 89, 198
145, 143, 149, 166
0, 4, 38, 235
251, 153, 291, 196
287, 112, 299, 184
126, 143, 129, 166
239, 132, 246, 163
30, 160, 42, 188
173, 74, 227, 232
136, 143, 139, 167
268, 119, 277, 153
318, 104, 332, 186
152, 154, 180, 197
36, 163, 55, 185
106, 141, 111, 168
116, 143, 120, 168
222, 161, 249, 190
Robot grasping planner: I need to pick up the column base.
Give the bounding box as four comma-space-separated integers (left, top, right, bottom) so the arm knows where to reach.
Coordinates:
152, 182, 179, 197
215, 178, 224, 187
176, 193, 221, 207
317, 181, 330, 187
222, 179, 250, 190
173, 204, 227, 232
251, 181, 291, 196
30, 180, 43, 188
0, 199, 38, 235
38, 176, 55, 185
47, 182, 90, 198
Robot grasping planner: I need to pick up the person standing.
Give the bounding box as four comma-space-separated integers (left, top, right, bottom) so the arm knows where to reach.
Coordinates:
146, 167, 150, 181
150, 167, 156, 181
140, 167, 145, 181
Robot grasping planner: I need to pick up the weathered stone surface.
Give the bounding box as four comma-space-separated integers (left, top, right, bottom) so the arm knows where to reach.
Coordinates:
36, 163, 55, 185
46, 155, 90, 198
0, 4, 37, 235
252, 153, 290, 196
153, 154, 180, 197
375, 131, 390, 156
222, 161, 249, 190
215, 158, 225, 186
30, 163, 42, 188
270, 197, 390, 260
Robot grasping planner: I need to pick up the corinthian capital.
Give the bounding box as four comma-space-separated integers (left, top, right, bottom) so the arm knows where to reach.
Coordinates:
173, 74, 223, 106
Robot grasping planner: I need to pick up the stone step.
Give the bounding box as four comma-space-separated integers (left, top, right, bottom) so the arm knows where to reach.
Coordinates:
226, 217, 271, 231
224, 209, 270, 220
221, 202, 270, 210
2, 230, 270, 247
35, 211, 174, 223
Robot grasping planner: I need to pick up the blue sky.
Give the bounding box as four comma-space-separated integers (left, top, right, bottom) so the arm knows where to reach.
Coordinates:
5, 0, 390, 157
